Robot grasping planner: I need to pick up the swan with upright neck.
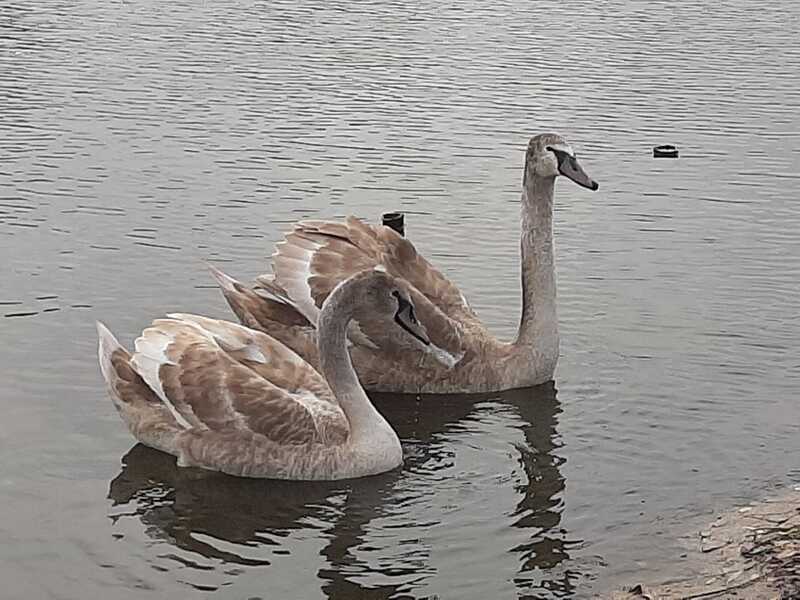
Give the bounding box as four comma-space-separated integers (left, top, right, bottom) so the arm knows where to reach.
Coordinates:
97, 269, 437, 480
211, 133, 598, 393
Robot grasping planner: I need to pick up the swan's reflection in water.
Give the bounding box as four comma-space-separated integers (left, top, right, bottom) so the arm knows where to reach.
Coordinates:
108, 383, 579, 598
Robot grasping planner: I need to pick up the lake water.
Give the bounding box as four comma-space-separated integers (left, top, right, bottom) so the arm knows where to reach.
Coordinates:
1, 0, 799, 597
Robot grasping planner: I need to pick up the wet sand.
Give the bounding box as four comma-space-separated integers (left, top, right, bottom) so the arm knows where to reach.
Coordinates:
606, 488, 800, 599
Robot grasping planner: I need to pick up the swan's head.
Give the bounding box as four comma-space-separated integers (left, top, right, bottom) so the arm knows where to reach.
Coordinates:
524, 133, 599, 191
339, 269, 431, 350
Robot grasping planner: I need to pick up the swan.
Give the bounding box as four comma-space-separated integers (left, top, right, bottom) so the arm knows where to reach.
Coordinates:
211, 133, 598, 394
97, 269, 440, 480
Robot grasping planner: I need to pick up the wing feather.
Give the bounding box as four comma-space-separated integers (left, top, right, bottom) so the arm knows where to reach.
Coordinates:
209, 265, 310, 330
130, 316, 348, 446
271, 216, 477, 327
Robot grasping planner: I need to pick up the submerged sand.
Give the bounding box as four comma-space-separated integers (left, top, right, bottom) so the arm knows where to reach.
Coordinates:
605, 488, 800, 600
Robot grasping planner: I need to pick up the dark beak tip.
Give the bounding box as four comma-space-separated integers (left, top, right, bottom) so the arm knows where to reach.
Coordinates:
590, 181, 599, 191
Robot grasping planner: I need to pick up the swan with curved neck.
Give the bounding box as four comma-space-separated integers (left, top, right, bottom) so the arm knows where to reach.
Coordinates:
210, 133, 598, 393
97, 270, 437, 480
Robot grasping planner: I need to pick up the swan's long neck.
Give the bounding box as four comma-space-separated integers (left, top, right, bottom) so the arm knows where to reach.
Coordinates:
317, 284, 393, 443
514, 174, 559, 361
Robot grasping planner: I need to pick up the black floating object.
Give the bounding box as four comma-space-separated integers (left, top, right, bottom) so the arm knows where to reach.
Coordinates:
653, 144, 679, 158
382, 212, 405, 237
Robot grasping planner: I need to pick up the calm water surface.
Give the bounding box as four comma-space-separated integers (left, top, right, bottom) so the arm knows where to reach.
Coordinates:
1, 0, 799, 598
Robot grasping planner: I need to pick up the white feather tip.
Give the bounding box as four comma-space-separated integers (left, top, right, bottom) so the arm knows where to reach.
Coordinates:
96, 321, 123, 382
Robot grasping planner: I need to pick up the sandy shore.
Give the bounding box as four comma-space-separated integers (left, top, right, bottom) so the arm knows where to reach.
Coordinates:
604, 488, 800, 600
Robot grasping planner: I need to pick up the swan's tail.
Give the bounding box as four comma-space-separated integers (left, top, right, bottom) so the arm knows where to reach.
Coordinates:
96, 321, 182, 454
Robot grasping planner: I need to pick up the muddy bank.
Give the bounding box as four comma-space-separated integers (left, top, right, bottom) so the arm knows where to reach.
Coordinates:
605, 488, 800, 600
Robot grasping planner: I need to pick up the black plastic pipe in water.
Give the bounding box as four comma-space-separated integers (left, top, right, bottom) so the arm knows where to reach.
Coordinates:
382, 212, 405, 237
653, 144, 679, 158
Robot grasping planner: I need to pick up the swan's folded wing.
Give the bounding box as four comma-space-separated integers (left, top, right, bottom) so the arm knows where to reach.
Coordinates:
271, 215, 479, 328
209, 265, 312, 330
164, 313, 328, 400
130, 315, 348, 446
207, 268, 320, 369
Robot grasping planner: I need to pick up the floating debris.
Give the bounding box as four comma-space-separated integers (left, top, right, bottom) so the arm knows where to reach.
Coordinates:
653, 145, 679, 158
382, 212, 405, 237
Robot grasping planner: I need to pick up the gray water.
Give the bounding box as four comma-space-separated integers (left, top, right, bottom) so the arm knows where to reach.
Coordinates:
1, 0, 799, 597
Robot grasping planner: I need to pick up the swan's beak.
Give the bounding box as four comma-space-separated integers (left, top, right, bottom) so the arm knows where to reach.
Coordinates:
394, 303, 431, 347
395, 297, 462, 369
394, 292, 431, 346
558, 154, 599, 191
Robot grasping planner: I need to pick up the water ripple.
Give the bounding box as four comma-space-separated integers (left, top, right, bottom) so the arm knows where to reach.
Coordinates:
1, 0, 799, 598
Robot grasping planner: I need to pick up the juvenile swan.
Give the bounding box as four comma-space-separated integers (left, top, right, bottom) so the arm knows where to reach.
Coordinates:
212, 133, 598, 394
97, 270, 438, 480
